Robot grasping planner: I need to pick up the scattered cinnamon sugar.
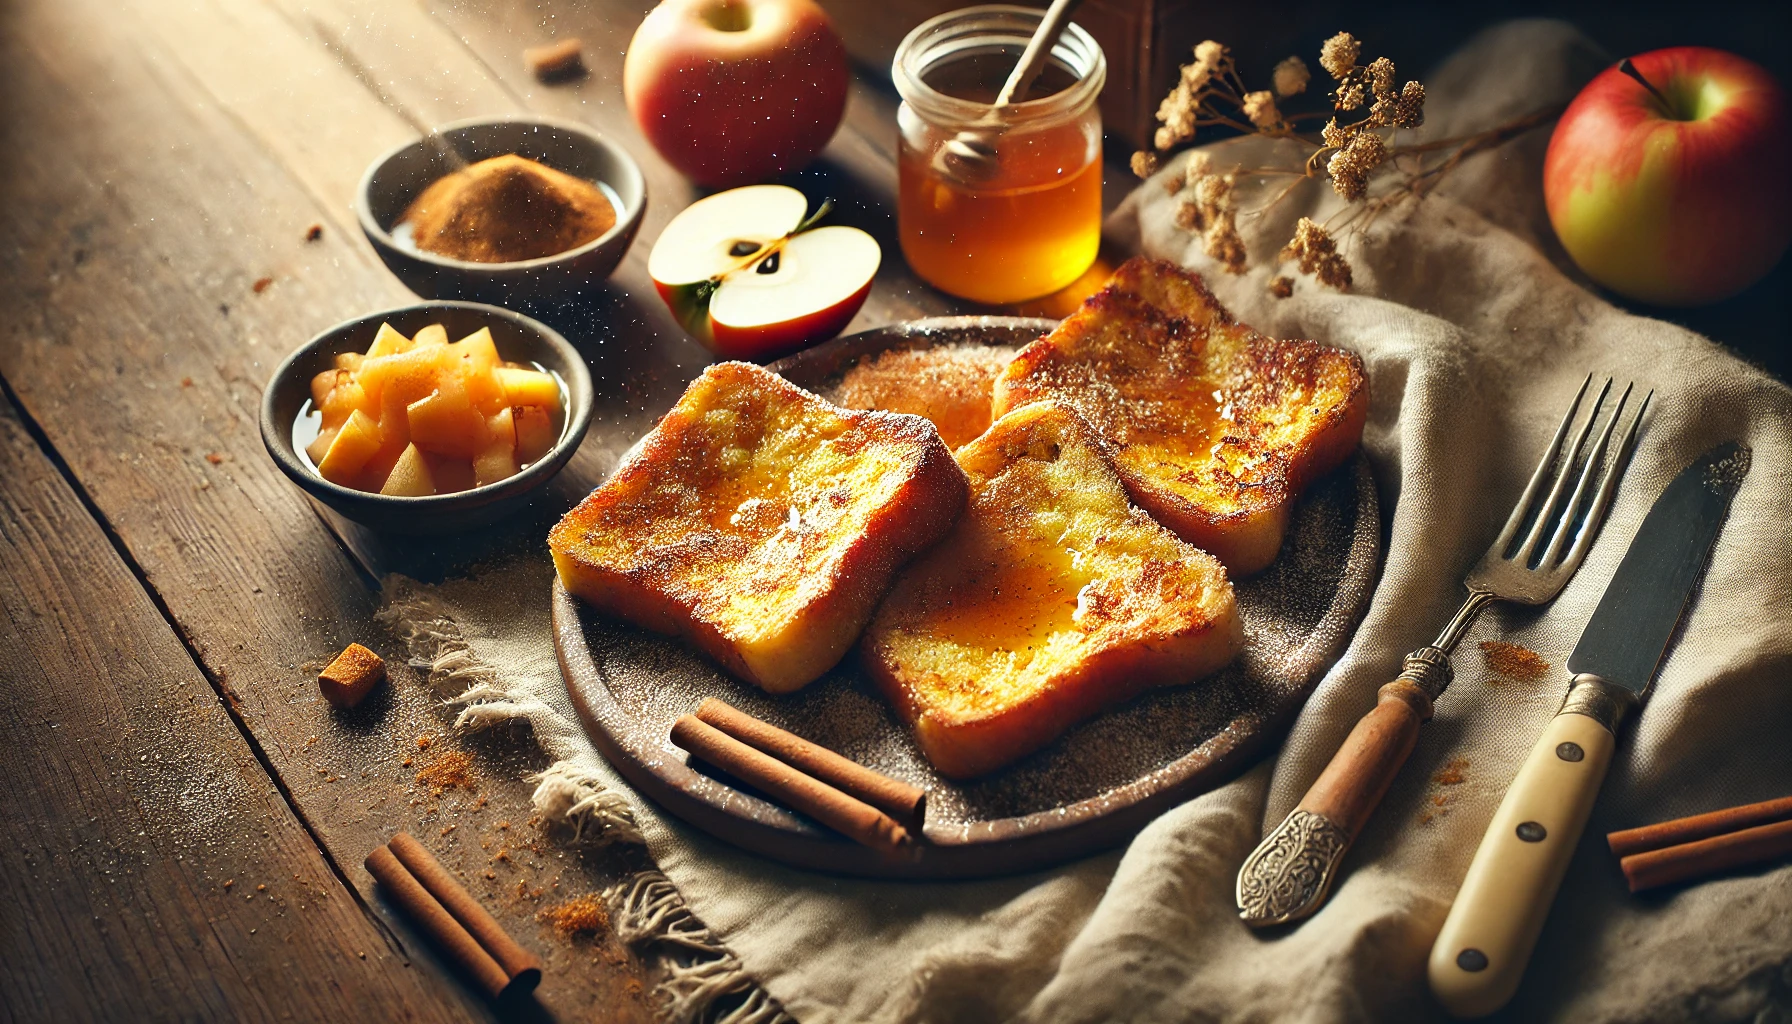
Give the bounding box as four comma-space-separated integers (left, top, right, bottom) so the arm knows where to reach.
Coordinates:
417, 751, 475, 795
832, 344, 1017, 448
205, 452, 225, 465
252, 276, 273, 293
1419, 757, 1469, 824
542, 894, 609, 937
305, 223, 323, 242
1479, 640, 1549, 682
399, 154, 615, 264
1433, 757, 1468, 786
416, 734, 434, 751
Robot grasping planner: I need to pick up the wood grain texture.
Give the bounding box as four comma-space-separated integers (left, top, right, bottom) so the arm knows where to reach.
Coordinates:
0, 399, 482, 1023
0, 0, 654, 1018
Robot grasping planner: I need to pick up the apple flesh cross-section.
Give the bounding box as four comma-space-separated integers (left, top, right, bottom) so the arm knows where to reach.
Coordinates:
648, 184, 880, 361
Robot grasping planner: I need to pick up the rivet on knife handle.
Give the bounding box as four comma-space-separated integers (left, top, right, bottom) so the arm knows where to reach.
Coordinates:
1237, 645, 1456, 927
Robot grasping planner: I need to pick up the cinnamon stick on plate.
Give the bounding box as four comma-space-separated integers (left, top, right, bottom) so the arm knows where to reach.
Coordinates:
695, 697, 928, 829
671, 714, 912, 854
365, 834, 542, 999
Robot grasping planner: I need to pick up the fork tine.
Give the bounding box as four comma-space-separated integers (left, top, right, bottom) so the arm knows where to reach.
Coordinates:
1492, 374, 1591, 556
1516, 377, 1612, 566
1559, 388, 1651, 574
1542, 382, 1632, 567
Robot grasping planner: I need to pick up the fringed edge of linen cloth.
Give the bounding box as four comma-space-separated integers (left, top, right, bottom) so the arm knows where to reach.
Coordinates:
608, 871, 796, 1024
377, 576, 791, 1024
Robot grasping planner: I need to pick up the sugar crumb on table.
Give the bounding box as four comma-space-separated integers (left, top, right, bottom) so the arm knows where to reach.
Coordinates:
417, 751, 475, 795
542, 894, 609, 938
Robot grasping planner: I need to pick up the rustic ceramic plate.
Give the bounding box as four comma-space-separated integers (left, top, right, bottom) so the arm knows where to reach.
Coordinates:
554, 316, 1381, 879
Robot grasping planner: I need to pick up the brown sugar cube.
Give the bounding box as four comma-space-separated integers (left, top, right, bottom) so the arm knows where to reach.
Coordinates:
319, 643, 386, 708
524, 38, 584, 81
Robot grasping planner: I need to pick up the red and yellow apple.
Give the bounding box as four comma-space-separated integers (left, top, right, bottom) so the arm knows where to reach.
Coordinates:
1544, 47, 1792, 307
649, 185, 880, 360
624, 0, 849, 187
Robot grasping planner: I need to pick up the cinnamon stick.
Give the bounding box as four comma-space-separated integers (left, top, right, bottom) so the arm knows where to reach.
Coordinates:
670, 714, 912, 854
1619, 818, 1792, 893
365, 844, 512, 999
388, 832, 542, 989
695, 697, 927, 829
1607, 794, 1792, 858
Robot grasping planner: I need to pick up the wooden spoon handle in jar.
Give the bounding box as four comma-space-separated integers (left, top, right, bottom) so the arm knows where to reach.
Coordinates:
1235, 648, 1452, 927
994, 0, 1084, 108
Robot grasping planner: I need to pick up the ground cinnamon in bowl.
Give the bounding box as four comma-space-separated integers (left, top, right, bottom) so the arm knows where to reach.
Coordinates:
399, 153, 616, 263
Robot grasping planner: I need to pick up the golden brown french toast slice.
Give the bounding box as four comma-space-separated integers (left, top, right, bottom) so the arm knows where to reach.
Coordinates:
862, 402, 1242, 779
549, 362, 968, 693
992, 257, 1368, 575
831, 344, 1017, 449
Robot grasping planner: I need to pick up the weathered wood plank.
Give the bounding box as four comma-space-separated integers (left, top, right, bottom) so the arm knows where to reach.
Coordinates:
0, 0, 655, 1018
0, 397, 486, 1023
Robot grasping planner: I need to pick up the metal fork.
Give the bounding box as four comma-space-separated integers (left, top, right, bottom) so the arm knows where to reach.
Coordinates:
1235, 375, 1650, 928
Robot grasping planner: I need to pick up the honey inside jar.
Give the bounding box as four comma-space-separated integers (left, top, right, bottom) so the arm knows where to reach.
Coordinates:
894, 9, 1107, 305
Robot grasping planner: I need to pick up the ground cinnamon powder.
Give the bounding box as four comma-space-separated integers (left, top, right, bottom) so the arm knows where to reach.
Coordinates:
1479, 640, 1550, 682
400, 153, 615, 263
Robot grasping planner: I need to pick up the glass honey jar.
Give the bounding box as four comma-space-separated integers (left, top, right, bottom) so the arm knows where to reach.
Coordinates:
893, 6, 1106, 305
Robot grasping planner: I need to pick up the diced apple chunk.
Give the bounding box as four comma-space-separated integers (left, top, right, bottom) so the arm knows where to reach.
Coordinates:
497, 366, 560, 408
407, 379, 489, 459
411, 324, 448, 347
317, 409, 383, 485
451, 327, 500, 375
312, 368, 346, 407
473, 408, 518, 487
306, 425, 338, 467
319, 376, 370, 431
379, 443, 436, 496
357, 343, 454, 410
425, 453, 478, 493
365, 322, 411, 358
460, 360, 508, 415
513, 404, 557, 465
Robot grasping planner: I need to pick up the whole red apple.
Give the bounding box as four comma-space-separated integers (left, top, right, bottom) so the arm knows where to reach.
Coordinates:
624, 0, 849, 188
1544, 47, 1791, 307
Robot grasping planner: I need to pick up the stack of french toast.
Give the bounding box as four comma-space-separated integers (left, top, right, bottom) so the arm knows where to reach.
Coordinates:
550, 258, 1368, 779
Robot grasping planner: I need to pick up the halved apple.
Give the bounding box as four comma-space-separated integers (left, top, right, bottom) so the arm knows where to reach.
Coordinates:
648, 184, 879, 360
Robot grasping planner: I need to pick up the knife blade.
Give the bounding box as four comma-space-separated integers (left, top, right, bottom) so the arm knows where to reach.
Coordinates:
1428, 440, 1751, 1018
1568, 441, 1752, 693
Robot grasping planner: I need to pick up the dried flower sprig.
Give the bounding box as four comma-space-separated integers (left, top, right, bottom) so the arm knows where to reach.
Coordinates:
1133, 31, 1563, 295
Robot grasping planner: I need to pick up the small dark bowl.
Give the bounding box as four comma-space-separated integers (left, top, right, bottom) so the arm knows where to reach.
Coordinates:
356, 115, 647, 305
261, 301, 593, 534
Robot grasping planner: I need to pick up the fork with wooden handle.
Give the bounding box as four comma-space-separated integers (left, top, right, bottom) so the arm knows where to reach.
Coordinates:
1235, 376, 1648, 927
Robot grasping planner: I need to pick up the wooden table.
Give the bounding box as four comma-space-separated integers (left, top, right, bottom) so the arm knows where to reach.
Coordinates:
0, 0, 1110, 1019
3, 2, 1784, 1021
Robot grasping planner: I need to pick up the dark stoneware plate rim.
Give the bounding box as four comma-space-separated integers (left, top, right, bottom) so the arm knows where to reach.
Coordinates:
554, 316, 1380, 878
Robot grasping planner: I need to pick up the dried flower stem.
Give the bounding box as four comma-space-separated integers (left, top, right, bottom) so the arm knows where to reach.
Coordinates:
1137, 31, 1561, 292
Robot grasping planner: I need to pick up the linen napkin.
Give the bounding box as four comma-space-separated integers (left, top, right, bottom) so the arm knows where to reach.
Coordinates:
379, 19, 1792, 1023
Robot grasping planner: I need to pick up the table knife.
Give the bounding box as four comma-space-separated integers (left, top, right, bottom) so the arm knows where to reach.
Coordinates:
1427, 440, 1751, 1017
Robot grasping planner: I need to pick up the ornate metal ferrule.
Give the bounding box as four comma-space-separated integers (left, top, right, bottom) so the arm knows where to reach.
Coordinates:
1236, 808, 1352, 928
1396, 646, 1455, 703
1557, 673, 1638, 734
